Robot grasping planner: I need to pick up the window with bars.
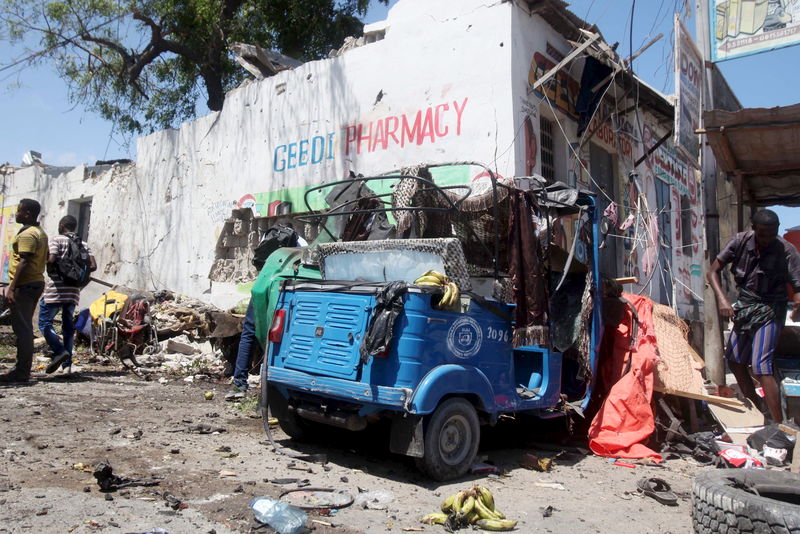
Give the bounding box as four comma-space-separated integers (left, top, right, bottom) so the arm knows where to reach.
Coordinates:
540, 116, 555, 182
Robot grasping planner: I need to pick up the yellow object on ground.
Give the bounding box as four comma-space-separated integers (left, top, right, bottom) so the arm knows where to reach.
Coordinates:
89, 291, 129, 322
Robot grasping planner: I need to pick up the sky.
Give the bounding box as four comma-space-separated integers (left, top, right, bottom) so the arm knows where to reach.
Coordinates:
1, 0, 799, 230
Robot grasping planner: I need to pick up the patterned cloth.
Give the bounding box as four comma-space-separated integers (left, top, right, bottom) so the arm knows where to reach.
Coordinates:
508, 189, 549, 347
43, 234, 93, 305
725, 320, 782, 376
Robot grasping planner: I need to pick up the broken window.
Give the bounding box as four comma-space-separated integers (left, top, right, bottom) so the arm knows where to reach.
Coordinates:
540, 116, 556, 182
68, 198, 92, 242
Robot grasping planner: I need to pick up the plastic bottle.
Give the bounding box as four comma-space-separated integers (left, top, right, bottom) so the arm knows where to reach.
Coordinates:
250, 497, 307, 534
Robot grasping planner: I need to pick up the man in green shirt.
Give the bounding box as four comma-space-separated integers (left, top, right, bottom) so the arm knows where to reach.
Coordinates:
1, 199, 48, 383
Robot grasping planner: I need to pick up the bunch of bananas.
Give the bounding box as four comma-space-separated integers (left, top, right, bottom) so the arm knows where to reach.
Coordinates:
420, 484, 517, 531
413, 270, 460, 310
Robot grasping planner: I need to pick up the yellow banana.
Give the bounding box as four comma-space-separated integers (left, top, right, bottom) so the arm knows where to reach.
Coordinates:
440, 493, 457, 513
416, 280, 442, 287
474, 497, 502, 520
467, 510, 481, 524
476, 485, 495, 511
421, 513, 449, 525
451, 490, 466, 513
458, 495, 476, 517
439, 284, 453, 309
414, 275, 443, 285
420, 269, 448, 283
449, 282, 461, 306
475, 518, 518, 531
493, 508, 506, 519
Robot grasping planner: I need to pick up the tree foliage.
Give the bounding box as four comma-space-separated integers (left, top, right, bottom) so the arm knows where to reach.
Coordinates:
2, 0, 386, 133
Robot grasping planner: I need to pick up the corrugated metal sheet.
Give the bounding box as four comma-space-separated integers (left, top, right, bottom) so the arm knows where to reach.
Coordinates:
703, 103, 800, 206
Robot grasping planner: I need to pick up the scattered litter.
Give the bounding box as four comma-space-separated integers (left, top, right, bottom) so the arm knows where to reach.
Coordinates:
613, 460, 637, 468
312, 520, 333, 527
401, 528, 425, 532
719, 448, 764, 469
204, 391, 214, 400
216, 446, 231, 452
93, 462, 161, 492
72, 463, 94, 473
540, 505, 555, 517
354, 489, 395, 510
521, 453, 553, 472
280, 488, 354, 510
287, 462, 313, 473
219, 470, 237, 478
470, 462, 499, 474
163, 493, 187, 510
533, 481, 565, 491
251, 497, 307, 534
271, 478, 300, 485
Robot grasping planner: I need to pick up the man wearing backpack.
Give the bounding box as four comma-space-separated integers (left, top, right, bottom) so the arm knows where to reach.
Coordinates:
0, 199, 49, 383
40, 215, 96, 373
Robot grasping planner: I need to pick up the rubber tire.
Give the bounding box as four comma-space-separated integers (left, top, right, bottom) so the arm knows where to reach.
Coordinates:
260, 361, 315, 441
415, 397, 480, 481
692, 469, 800, 534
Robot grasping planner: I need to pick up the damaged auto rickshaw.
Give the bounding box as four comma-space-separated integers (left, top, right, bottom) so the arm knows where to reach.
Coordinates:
251, 164, 603, 480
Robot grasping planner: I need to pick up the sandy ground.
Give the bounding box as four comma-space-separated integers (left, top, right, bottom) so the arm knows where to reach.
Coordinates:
0, 354, 703, 534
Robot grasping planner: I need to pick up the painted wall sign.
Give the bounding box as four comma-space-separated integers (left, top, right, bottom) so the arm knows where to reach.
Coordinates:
709, 0, 800, 61
447, 316, 483, 359
273, 133, 336, 172
674, 16, 703, 163
342, 98, 469, 155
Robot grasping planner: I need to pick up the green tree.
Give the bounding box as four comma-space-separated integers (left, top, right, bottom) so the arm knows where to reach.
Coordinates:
2, 0, 385, 133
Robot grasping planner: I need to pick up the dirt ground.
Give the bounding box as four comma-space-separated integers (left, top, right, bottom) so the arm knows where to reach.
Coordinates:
0, 343, 703, 534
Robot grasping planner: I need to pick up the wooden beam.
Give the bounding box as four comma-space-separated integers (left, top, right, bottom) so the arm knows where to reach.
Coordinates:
530, 32, 600, 92
735, 171, 745, 232
654, 386, 746, 407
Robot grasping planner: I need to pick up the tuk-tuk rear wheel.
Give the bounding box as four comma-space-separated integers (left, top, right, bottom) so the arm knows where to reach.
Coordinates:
416, 397, 480, 481
261, 362, 314, 440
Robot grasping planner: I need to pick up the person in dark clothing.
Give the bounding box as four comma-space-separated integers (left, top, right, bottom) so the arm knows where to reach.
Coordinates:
225, 225, 305, 400
227, 301, 257, 400
708, 209, 800, 422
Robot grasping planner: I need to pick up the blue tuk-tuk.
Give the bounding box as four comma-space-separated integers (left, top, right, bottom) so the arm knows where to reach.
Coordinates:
254, 169, 602, 480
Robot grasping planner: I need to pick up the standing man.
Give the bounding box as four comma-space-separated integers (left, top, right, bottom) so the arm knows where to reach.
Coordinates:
708, 209, 800, 422
0, 199, 48, 383
41, 215, 96, 373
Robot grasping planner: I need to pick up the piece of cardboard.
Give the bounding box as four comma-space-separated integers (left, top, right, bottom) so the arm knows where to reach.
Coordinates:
707, 398, 765, 431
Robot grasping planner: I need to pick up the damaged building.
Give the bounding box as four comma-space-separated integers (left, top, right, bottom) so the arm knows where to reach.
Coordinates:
0, 0, 737, 323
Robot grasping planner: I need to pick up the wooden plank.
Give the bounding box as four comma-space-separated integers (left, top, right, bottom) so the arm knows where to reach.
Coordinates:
530, 33, 600, 92
654, 386, 745, 407
707, 398, 765, 431
614, 276, 639, 284
792, 438, 800, 474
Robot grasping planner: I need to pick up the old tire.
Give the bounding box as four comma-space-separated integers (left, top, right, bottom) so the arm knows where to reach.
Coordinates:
415, 398, 480, 481
692, 469, 800, 534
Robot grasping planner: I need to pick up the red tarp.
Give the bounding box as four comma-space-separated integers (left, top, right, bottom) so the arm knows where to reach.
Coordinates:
588, 293, 662, 462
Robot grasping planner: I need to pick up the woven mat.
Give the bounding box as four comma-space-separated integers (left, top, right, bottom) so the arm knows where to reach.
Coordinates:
652, 303, 705, 395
